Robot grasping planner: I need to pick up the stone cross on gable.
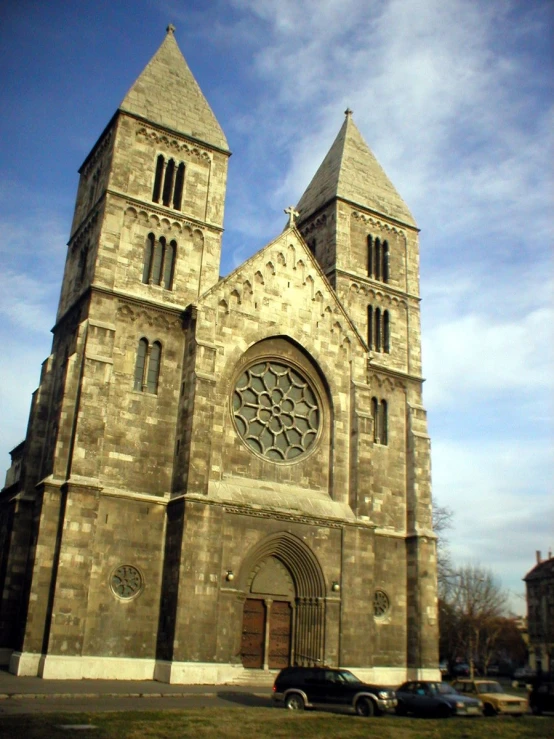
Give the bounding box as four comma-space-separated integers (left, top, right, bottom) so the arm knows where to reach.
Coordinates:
285, 206, 300, 228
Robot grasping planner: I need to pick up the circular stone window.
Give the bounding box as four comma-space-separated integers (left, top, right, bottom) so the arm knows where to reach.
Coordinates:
111, 565, 143, 600
373, 589, 390, 618
232, 360, 321, 462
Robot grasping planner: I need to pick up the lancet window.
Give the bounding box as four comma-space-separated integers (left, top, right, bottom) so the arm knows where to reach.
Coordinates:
142, 233, 176, 289
367, 305, 390, 353
371, 397, 388, 445
368, 235, 389, 282
134, 338, 162, 394
152, 154, 185, 210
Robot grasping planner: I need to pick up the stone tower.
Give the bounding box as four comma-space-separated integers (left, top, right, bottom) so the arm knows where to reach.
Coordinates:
0, 29, 437, 683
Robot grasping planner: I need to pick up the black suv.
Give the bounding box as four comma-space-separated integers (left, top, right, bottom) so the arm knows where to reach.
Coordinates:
272, 666, 397, 716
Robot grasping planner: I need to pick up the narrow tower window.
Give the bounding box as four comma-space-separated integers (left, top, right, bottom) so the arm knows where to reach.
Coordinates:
380, 400, 388, 445
173, 163, 185, 210
151, 236, 165, 285
134, 338, 148, 391
142, 233, 155, 283
374, 238, 381, 281
374, 308, 382, 351
134, 339, 162, 394
371, 397, 388, 445
367, 305, 373, 349
162, 159, 175, 207
368, 234, 390, 282
383, 310, 390, 353
382, 241, 389, 283
163, 240, 176, 289
146, 342, 162, 394
152, 155, 164, 203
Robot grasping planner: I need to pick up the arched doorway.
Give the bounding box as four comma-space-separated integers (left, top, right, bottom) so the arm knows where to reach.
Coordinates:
239, 533, 326, 669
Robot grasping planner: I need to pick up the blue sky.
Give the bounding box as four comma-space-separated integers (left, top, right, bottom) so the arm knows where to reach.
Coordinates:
1, 0, 552, 613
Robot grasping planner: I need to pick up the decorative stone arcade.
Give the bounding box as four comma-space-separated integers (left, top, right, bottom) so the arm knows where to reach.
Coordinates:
238, 533, 326, 670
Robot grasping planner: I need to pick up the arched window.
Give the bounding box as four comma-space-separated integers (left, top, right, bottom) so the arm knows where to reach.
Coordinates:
134, 338, 148, 391
147, 342, 161, 394
371, 397, 379, 443
368, 234, 390, 282
141, 233, 176, 290
152, 155, 164, 203
375, 308, 382, 351
162, 159, 175, 207
380, 400, 388, 445
173, 163, 185, 210
371, 397, 388, 445
374, 238, 381, 281
163, 240, 176, 289
382, 241, 389, 283
367, 305, 373, 349
151, 236, 165, 285
383, 310, 390, 353
134, 339, 162, 394
142, 233, 155, 284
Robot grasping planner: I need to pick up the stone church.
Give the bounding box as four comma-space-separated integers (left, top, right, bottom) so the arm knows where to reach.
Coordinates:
0, 27, 438, 683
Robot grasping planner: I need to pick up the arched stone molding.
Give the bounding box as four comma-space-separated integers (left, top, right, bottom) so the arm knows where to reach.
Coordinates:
239, 531, 326, 599
122, 206, 207, 241
136, 125, 212, 163
351, 210, 406, 238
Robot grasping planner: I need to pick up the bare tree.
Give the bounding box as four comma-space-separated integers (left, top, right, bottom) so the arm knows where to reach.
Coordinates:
450, 565, 508, 678
432, 501, 454, 600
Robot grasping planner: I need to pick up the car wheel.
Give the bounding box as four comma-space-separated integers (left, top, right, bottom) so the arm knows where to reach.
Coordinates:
284, 693, 305, 711
355, 697, 375, 717
438, 703, 452, 719
531, 704, 542, 716
395, 702, 407, 716
483, 703, 497, 717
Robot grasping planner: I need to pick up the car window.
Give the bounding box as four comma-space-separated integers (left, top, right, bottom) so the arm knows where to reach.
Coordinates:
478, 682, 502, 694
339, 670, 362, 685
438, 684, 456, 695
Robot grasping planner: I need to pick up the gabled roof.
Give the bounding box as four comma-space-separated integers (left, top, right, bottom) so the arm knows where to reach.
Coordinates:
198, 225, 367, 353
296, 112, 416, 228
524, 556, 554, 582
119, 26, 228, 152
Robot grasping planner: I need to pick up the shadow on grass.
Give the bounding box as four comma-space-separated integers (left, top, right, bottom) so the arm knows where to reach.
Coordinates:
216, 691, 274, 708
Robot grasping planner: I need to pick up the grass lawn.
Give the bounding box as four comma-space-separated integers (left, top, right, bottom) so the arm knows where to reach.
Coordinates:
0, 708, 551, 739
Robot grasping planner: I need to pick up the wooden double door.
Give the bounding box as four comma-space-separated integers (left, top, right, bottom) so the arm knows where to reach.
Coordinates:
240, 598, 292, 669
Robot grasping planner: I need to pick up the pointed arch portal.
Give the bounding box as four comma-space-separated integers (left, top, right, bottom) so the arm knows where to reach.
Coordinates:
239, 533, 326, 670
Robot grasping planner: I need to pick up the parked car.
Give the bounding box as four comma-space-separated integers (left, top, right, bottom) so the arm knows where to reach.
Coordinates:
272, 666, 397, 716
452, 663, 470, 677
395, 680, 483, 718
452, 679, 528, 716
529, 682, 554, 715
512, 667, 536, 687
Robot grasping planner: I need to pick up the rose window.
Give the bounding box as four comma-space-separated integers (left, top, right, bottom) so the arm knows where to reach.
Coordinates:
233, 361, 320, 462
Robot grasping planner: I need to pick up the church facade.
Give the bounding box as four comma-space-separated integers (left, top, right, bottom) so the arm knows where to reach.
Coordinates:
0, 27, 438, 684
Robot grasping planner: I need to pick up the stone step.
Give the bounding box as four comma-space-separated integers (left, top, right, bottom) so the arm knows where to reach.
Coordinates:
227, 669, 279, 686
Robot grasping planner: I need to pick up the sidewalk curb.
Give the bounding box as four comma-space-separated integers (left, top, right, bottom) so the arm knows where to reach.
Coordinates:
0, 690, 269, 701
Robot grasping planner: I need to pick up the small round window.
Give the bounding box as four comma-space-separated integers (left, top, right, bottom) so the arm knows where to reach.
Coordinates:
373, 589, 390, 618
232, 360, 321, 462
111, 565, 143, 600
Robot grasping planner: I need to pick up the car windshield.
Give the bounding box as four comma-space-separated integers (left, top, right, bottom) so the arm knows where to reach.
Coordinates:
438, 684, 456, 695
477, 682, 503, 694
338, 670, 362, 684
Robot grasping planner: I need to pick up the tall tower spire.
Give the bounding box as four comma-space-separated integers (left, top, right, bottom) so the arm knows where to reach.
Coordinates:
120, 25, 228, 151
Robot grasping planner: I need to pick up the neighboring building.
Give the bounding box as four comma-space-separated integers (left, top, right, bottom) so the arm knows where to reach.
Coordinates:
524, 551, 554, 678
0, 27, 437, 684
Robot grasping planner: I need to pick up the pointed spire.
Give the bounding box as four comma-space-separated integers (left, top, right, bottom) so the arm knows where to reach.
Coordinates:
120, 27, 228, 151
296, 113, 416, 228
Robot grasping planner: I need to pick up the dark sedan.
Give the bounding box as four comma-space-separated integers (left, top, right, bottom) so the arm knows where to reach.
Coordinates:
396, 680, 483, 718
